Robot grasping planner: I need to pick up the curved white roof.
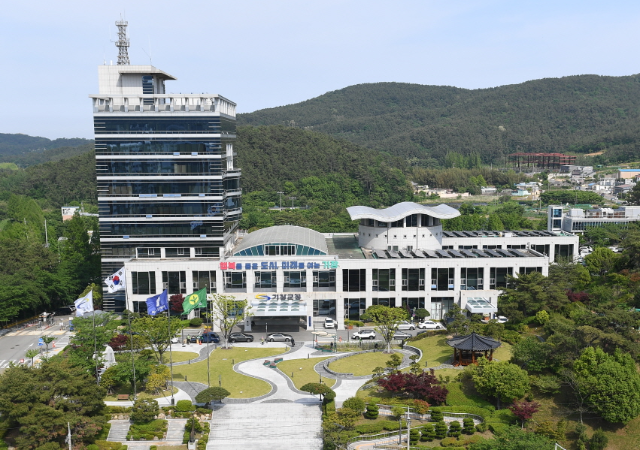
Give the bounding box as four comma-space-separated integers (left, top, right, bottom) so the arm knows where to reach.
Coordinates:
347, 202, 460, 222
233, 225, 328, 255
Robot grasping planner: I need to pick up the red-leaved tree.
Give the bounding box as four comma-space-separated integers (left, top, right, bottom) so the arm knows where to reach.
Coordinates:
170, 294, 184, 314
108, 334, 128, 351
377, 370, 448, 404
509, 400, 540, 428
566, 290, 591, 303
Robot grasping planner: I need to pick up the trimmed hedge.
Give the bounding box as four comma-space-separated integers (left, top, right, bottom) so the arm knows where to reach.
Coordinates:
189, 318, 203, 327
441, 437, 462, 447
94, 442, 128, 450
488, 423, 509, 435
176, 400, 195, 412
196, 423, 210, 450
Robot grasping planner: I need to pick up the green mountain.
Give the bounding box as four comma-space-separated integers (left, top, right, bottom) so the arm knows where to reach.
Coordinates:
238, 75, 640, 165
0, 133, 93, 167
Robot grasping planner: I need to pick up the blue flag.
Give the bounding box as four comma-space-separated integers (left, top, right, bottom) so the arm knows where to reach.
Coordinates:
146, 290, 169, 316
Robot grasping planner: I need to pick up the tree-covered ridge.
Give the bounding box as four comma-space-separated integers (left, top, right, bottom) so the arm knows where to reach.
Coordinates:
235, 125, 413, 205
238, 76, 640, 165
0, 133, 90, 157
0, 142, 95, 168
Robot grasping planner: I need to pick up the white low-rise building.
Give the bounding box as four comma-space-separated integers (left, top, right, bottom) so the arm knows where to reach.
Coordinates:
124, 202, 578, 330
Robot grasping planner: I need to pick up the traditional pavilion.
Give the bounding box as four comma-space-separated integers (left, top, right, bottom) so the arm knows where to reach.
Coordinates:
447, 332, 502, 366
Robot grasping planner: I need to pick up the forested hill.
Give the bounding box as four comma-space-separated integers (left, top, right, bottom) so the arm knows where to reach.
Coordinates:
236, 125, 412, 206
238, 75, 640, 165
0, 133, 93, 167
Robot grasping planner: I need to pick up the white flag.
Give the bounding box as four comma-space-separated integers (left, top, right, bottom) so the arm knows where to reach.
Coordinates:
74, 291, 94, 317
105, 267, 126, 293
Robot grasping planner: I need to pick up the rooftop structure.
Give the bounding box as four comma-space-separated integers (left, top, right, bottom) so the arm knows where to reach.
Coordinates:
509, 152, 577, 170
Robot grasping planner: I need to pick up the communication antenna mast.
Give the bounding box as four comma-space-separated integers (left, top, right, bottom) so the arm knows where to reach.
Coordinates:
115, 19, 130, 65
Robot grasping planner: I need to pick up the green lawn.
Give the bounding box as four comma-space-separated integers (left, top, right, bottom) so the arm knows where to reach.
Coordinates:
329, 351, 397, 376
171, 347, 285, 398
160, 350, 199, 364
278, 357, 336, 388
407, 335, 453, 366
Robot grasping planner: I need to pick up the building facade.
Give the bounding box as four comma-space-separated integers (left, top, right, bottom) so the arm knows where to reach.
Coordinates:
548, 205, 640, 233
90, 64, 240, 311
124, 202, 578, 330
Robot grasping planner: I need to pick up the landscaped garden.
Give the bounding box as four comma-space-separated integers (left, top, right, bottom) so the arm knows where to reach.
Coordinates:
278, 356, 336, 388
328, 351, 396, 376
160, 350, 199, 364
171, 346, 285, 398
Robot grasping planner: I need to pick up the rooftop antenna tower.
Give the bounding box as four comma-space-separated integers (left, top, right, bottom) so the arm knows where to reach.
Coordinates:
115, 18, 130, 65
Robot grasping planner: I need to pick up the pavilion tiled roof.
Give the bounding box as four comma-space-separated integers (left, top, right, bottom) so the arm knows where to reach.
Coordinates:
446, 332, 502, 351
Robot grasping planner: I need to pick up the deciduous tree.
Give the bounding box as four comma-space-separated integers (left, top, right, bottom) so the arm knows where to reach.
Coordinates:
207, 294, 252, 349
361, 305, 407, 353
470, 359, 530, 408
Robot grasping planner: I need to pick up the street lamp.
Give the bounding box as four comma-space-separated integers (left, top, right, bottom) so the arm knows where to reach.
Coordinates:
289, 196, 296, 208
277, 191, 284, 209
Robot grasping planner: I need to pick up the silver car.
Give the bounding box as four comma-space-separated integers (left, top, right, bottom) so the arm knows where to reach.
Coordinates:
267, 333, 292, 342
396, 321, 416, 330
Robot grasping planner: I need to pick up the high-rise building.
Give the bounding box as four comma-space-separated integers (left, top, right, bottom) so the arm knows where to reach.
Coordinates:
90, 21, 240, 311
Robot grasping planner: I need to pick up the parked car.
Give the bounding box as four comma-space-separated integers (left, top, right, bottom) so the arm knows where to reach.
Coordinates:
417, 320, 446, 330
55, 306, 74, 316
170, 337, 180, 344
496, 316, 508, 324
396, 321, 415, 330
189, 335, 199, 344
200, 332, 220, 343
393, 331, 412, 340
229, 332, 254, 343
352, 329, 376, 340
324, 318, 335, 329
267, 333, 292, 342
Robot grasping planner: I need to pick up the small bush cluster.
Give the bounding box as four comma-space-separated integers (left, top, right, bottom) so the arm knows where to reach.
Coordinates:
126, 419, 167, 441
364, 402, 379, 419
189, 317, 203, 327
93, 442, 128, 450
175, 400, 195, 412
196, 423, 210, 450
182, 417, 204, 444
420, 423, 435, 441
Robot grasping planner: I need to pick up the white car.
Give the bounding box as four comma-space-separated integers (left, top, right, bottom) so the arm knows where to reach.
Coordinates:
324, 318, 335, 329
417, 320, 445, 330
396, 321, 415, 331
352, 329, 376, 340
496, 316, 508, 324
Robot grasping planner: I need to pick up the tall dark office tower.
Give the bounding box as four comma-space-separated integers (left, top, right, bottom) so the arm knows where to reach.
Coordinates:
90, 25, 240, 311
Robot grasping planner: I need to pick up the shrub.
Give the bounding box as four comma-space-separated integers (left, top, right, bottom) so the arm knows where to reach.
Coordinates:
175, 400, 195, 412
355, 422, 384, 434
87, 446, 99, 450
391, 405, 405, 420
435, 421, 448, 439
463, 417, 475, 435
413, 399, 430, 414
130, 399, 159, 424
430, 409, 443, 422
189, 317, 203, 327
502, 330, 522, 345
381, 420, 405, 431
364, 402, 379, 419
488, 423, 509, 435
476, 423, 487, 433
441, 436, 461, 447
409, 428, 421, 445
420, 423, 435, 441
344, 319, 365, 327
448, 420, 462, 437
342, 397, 366, 415
590, 429, 608, 450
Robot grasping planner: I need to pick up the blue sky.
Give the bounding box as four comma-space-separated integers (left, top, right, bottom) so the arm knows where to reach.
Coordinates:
2, 0, 640, 139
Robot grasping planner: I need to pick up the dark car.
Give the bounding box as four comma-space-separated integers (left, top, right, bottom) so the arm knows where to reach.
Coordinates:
200, 332, 220, 343
393, 331, 412, 340
55, 307, 74, 316
229, 332, 254, 343
267, 333, 292, 342
189, 335, 199, 344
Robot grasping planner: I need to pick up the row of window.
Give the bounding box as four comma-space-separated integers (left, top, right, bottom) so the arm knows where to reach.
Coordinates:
100, 221, 224, 237
99, 180, 226, 197
94, 117, 235, 134
101, 201, 226, 217
98, 160, 225, 175
131, 266, 543, 295
360, 214, 441, 228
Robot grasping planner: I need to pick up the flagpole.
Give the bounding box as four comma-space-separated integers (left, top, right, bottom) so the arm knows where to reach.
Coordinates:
67, 422, 72, 450
128, 311, 136, 399
168, 310, 175, 406
93, 306, 98, 386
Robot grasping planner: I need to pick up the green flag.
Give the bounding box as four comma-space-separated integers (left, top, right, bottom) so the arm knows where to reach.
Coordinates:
182, 288, 207, 314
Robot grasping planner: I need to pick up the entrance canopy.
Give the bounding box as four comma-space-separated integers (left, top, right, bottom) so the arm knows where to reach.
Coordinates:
251, 294, 308, 316
464, 297, 498, 315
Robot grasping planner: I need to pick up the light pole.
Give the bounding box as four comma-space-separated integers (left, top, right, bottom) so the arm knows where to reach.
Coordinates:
289, 196, 296, 209
277, 191, 284, 209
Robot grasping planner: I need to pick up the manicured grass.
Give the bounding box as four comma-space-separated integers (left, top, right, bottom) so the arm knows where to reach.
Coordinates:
492, 341, 512, 362
329, 351, 397, 376
160, 350, 199, 364
278, 357, 336, 388
104, 386, 178, 401
171, 347, 285, 398
407, 335, 453, 366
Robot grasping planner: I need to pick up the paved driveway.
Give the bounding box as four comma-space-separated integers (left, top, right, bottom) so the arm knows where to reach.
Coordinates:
208, 403, 322, 450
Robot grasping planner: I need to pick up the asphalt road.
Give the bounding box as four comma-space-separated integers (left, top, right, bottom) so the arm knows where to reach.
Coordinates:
0, 316, 73, 369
